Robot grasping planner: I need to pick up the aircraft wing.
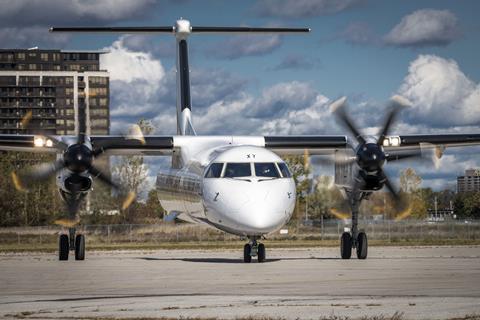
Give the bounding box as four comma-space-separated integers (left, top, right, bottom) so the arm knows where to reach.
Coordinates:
264, 136, 348, 155
0, 134, 174, 155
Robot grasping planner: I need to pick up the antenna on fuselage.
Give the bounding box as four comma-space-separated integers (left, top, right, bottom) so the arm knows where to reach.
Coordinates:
50, 19, 310, 136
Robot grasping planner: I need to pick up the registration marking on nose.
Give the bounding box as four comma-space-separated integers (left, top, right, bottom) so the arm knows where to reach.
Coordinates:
213, 192, 220, 201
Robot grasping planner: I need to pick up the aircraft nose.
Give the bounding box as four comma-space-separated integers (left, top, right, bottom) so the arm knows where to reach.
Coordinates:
238, 202, 286, 233
203, 178, 296, 236
225, 180, 295, 235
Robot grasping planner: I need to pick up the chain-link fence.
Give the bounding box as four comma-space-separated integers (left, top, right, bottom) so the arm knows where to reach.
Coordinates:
1, 220, 479, 247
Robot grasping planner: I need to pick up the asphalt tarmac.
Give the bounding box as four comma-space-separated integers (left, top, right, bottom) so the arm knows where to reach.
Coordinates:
1, 246, 480, 319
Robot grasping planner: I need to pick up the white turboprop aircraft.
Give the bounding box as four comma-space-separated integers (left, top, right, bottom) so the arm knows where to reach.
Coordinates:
2, 19, 480, 262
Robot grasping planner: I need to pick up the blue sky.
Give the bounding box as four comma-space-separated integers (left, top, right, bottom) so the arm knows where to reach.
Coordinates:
1, 0, 480, 191
57, 0, 480, 100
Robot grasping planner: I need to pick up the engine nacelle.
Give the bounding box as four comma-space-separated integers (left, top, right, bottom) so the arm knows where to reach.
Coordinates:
57, 171, 93, 194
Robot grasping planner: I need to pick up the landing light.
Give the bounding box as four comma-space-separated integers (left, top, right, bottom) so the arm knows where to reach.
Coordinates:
34, 136, 53, 148
34, 136, 45, 147
390, 137, 400, 146
383, 136, 401, 147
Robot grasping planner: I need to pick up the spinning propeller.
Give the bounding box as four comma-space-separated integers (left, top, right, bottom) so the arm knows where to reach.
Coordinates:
12, 106, 137, 226
331, 95, 426, 208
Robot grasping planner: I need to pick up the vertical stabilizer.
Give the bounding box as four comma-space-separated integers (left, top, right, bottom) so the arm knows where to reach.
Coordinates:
175, 19, 196, 136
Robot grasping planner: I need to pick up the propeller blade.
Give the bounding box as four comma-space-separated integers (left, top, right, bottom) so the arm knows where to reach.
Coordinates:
329, 208, 350, 220
394, 204, 414, 221
309, 154, 357, 166
11, 172, 26, 192
377, 95, 409, 146
303, 149, 310, 171
382, 173, 400, 203
12, 159, 65, 191
387, 146, 442, 169
89, 166, 137, 210
89, 166, 120, 189
92, 124, 146, 158
21, 110, 33, 128
419, 143, 444, 170
54, 216, 80, 227
125, 124, 146, 145
331, 97, 366, 145
122, 191, 136, 210
78, 105, 87, 144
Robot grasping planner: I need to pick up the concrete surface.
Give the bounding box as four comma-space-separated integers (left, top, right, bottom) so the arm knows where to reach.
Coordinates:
1, 246, 480, 319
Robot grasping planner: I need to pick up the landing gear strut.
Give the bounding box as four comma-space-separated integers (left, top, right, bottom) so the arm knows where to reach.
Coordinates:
340, 191, 368, 260
58, 227, 85, 261
244, 236, 266, 263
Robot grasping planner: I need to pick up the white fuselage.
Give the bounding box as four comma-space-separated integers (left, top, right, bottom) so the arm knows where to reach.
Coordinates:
156, 137, 296, 236
155, 20, 298, 237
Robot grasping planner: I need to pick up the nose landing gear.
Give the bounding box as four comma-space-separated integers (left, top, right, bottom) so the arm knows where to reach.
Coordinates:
340, 191, 368, 260
58, 227, 85, 261
244, 236, 266, 263
340, 231, 368, 260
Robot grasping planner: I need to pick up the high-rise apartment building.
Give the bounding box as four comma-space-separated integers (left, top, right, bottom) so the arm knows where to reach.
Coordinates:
0, 49, 109, 135
457, 169, 480, 193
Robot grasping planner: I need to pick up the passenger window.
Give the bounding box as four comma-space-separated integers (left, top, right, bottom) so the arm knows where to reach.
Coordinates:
255, 163, 280, 178
277, 162, 291, 178
224, 163, 251, 178
205, 163, 223, 178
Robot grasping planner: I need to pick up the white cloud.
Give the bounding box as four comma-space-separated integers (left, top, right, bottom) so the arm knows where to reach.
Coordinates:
384, 9, 460, 47
398, 55, 480, 127
100, 38, 169, 130
101, 38, 165, 83
0, 0, 155, 26
247, 81, 325, 118
260, 95, 334, 134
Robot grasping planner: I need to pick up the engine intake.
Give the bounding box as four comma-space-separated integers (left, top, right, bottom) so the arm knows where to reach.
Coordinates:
64, 175, 92, 192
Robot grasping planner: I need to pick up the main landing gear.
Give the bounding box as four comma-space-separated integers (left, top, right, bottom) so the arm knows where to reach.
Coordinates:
59, 227, 85, 261
340, 191, 368, 260
340, 230, 367, 260
244, 236, 266, 263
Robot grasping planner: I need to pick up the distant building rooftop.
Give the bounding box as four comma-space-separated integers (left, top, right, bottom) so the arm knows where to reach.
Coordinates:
0, 49, 109, 54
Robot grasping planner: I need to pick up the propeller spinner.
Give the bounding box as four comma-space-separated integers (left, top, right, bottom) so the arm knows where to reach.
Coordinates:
331, 95, 421, 206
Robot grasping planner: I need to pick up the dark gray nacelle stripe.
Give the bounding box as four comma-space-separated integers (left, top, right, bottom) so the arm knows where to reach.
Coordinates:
0, 135, 35, 148
264, 136, 347, 148
398, 134, 480, 146
179, 40, 191, 111
91, 136, 174, 151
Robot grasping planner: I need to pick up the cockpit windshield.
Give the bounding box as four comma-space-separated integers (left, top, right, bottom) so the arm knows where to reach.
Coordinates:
254, 162, 280, 178
277, 162, 291, 178
224, 163, 251, 178
205, 163, 223, 178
